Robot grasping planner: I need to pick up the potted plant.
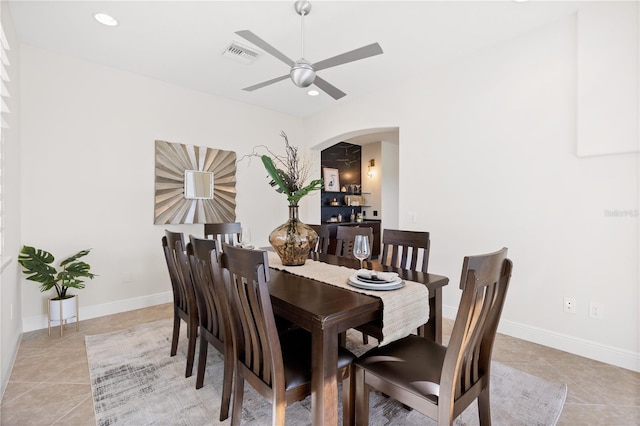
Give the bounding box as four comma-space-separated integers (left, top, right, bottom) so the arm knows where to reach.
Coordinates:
18, 245, 96, 335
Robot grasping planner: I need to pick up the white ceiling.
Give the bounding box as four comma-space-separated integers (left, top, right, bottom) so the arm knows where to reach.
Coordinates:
9, 1, 583, 118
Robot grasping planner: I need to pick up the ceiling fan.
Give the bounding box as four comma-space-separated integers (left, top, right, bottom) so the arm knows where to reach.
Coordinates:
235, 0, 383, 100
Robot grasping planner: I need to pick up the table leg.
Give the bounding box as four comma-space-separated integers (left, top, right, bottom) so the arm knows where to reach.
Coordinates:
418, 288, 443, 344
311, 324, 339, 425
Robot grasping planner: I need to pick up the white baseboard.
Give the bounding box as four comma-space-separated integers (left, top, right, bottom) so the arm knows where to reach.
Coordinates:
443, 305, 640, 372
22, 292, 173, 333
0, 331, 22, 401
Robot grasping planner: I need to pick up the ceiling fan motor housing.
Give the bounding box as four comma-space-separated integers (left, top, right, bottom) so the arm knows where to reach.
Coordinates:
290, 59, 316, 87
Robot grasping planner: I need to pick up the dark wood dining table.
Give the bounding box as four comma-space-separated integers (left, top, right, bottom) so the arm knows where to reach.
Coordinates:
267, 252, 449, 425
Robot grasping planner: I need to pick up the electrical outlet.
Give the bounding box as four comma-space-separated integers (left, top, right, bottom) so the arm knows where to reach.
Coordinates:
408, 211, 417, 223
563, 297, 577, 314
589, 302, 604, 319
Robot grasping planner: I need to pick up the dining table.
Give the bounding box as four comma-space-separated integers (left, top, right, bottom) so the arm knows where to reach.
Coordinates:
267, 251, 449, 425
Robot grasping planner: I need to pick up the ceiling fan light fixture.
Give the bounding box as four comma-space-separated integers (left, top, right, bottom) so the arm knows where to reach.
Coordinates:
290, 60, 316, 87
94, 12, 118, 27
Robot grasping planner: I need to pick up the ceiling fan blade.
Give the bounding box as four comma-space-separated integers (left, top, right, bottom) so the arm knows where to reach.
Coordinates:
313, 76, 346, 100
242, 75, 290, 92
235, 30, 295, 67
313, 43, 384, 72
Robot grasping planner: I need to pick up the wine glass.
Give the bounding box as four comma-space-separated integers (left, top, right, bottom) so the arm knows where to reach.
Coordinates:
353, 234, 370, 270
239, 227, 252, 248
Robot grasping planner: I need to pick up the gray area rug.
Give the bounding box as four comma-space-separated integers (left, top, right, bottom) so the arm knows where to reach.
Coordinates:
86, 319, 567, 425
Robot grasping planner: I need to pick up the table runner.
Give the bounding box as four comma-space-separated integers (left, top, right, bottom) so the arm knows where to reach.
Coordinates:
267, 251, 429, 345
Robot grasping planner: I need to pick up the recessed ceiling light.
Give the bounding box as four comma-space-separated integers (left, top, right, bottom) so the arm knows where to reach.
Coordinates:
94, 13, 118, 27
307, 90, 319, 96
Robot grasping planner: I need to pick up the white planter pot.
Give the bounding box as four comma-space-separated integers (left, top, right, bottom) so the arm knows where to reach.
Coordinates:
48, 295, 79, 336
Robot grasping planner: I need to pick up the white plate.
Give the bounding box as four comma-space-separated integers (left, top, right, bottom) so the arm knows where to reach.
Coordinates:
348, 274, 405, 291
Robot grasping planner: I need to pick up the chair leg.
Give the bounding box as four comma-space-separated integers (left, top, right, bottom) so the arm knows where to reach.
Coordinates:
342, 368, 356, 426
478, 384, 492, 425
195, 337, 208, 389
354, 367, 370, 426
219, 349, 234, 421
231, 371, 245, 426
339, 331, 347, 347
171, 313, 180, 356
273, 397, 287, 425
185, 323, 197, 378
361, 332, 369, 345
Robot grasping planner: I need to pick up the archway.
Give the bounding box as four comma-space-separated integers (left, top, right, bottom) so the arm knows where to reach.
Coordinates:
310, 127, 399, 230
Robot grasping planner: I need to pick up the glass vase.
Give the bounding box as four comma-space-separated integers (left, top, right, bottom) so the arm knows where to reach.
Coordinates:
269, 205, 318, 266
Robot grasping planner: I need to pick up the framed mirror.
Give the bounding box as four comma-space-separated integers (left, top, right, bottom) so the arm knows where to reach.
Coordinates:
154, 140, 236, 224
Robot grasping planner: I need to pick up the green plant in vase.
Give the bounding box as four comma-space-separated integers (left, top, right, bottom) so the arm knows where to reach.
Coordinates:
255, 131, 323, 265
18, 246, 96, 300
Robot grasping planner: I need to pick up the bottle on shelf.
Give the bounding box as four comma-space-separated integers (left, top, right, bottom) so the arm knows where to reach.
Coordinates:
350, 209, 355, 222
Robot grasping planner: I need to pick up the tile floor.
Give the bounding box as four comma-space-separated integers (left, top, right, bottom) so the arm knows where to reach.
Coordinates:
0, 303, 638, 425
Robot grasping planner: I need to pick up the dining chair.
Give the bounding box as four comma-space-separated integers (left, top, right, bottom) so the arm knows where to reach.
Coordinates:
162, 230, 198, 378
350, 248, 513, 425
380, 229, 430, 272
357, 228, 431, 344
309, 223, 331, 254
185, 236, 233, 421
336, 225, 374, 259
204, 222, 242, 247
213, 243, 356, 426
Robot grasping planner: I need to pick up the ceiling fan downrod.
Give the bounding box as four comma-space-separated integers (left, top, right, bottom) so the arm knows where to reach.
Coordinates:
290, 1, 315, 88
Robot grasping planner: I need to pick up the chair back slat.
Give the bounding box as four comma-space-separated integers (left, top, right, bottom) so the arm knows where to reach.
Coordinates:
380, 229, 430, 272
188, 237, 225, 338
216, 243, 284, 389
441, 248, 512, 408
309, 224, 331, 254
336, 226, 373, 259
204, 222, 242, 247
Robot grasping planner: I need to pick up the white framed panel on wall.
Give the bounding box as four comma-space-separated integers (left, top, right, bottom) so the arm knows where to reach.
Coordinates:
576, 2, 639, 156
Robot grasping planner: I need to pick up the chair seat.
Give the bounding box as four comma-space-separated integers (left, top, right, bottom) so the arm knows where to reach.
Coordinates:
281, 328, 356, 391
354, 335, 447, 404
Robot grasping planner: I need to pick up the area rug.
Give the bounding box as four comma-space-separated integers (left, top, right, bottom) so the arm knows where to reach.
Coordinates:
86, 319, 567, 425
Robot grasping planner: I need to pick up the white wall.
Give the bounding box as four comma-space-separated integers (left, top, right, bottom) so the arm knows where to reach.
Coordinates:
360, 142, 381, 221
0, 1, 22, 397
19, 45, 303, 329
380, 141, 399, 230
305, 15, 639, 370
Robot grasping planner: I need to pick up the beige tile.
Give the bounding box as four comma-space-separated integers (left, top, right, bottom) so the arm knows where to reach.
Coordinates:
0, 381, 40, 405
0, 383, 91, 426
8, 348, 87, 383
557, 364, 640, 406
44, 358, 90, 385
52, 395, 95, 426
558, 403, 640, 425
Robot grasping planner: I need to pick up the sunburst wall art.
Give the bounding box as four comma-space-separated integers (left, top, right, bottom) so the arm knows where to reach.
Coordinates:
154, 140, 236, 224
